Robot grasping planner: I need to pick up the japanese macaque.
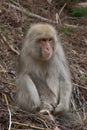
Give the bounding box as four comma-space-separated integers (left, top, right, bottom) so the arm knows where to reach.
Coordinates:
15, 23, 72, 114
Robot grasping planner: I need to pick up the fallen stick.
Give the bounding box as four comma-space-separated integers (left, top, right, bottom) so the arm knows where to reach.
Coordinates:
5, 2, 56, 24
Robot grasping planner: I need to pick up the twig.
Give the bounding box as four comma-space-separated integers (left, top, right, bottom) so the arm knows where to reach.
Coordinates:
5, 2, 56, 24
37, 117, 49, 129
46, 111, 60, 130
3, 93, 12, 130
83, 37, 87, 44
64, 23, 87, 29
71, 98, 83, 123
83, 106, 86, 121
12, 121, 48, 130
0, 64, 7, 73
59, 3, 66, 16
55, 13, 61, 25
73, 83, 87, 90
55, 3, 66, 25
47, 0, 52, 5
39, 109, 60, 130
76, 2, 87, 8
81, 96, 87, 121
0, 32, 20, 55
1, 80, 16, 86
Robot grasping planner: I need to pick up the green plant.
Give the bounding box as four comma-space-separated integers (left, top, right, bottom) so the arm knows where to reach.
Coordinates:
70, 7, 87, 17
59, 27, 74, 34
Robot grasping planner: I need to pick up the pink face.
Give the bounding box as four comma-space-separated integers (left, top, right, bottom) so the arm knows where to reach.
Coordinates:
38, 38, 54, 60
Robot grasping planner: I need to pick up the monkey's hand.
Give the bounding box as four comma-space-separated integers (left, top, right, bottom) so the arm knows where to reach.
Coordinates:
40, 102, 54, 112
39, 109, 50, 114
54, 103, 69, 115
39, 109, 54, 121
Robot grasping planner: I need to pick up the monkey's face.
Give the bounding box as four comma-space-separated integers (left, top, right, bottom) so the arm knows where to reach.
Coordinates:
36, 38, 54, 61
27, 24, 58, 61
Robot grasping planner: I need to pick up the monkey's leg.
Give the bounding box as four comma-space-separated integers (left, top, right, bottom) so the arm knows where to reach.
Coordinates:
16, 74, 41, 112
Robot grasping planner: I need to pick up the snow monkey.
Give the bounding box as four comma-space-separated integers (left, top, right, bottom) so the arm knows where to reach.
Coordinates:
15, 23, 72, 114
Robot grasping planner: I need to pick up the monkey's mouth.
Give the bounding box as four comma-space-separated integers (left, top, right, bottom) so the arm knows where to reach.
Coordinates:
41, 51, 52, 61
41, 54, 52, 61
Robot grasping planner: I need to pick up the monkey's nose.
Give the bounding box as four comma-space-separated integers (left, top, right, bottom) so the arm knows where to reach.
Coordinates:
45, 47, 50, 54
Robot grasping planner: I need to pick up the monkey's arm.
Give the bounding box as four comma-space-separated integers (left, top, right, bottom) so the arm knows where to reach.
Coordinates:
55, 80, 72, 114
16, 74, 41, 112
54, 64, 72, 114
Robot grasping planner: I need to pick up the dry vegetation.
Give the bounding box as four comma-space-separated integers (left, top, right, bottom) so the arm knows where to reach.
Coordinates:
0, 0, 87, 130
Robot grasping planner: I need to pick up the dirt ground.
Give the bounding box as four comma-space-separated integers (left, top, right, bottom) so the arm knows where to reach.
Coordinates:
0, 0, 87, 130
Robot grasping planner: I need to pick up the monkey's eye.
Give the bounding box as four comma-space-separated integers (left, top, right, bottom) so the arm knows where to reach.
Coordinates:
48, 38, 53, 42
40, 38, 47, 42
37, 38, 46, 44
42, 38, 53, 42
37, 38, 54, 47
38, 38, 53, 43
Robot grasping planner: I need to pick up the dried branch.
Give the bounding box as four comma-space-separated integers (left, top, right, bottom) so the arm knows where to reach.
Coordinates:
73, 83, 87, 90
3, 93, 12, 130
12, 121, 48, 130
47, 0, 53, 5
83, 37, 87, 44
37, 117, 49, 129
64, 23, 87, 29
71, 98, 83, 123
5, 2, 56, 24
76, 2, 87, 8
0, 64, 7, 73
59, 3, 66, 16
39, 110, 60, 130
55, 13, 61, 25
0, 32, 20, 55
55, 3, 66, 25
